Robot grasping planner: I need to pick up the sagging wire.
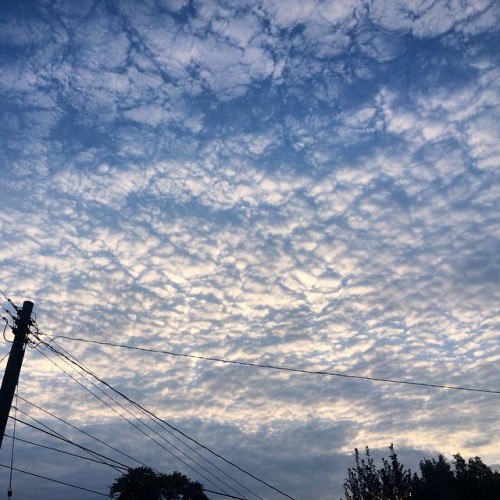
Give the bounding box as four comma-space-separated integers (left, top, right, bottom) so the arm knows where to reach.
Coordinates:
2, 316, 13, 344
1, 306, 16, 344
1, 305, 42, 348
4, 433, 129, 471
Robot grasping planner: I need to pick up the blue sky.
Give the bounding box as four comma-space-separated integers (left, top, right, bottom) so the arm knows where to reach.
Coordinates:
0, 0, 499, 498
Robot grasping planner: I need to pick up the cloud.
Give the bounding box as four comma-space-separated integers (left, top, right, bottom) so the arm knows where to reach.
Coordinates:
0, 1, 499, 499
368, 0, 499, 38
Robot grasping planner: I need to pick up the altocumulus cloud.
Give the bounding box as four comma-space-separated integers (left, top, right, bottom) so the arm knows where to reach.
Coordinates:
0, 0, 499, 498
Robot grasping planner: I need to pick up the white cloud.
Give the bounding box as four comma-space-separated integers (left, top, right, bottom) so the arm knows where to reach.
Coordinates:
369, 0, 498, 38
0, 1, 499, 498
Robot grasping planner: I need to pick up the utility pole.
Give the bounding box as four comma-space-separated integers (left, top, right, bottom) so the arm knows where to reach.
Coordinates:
0, 301, 34, 451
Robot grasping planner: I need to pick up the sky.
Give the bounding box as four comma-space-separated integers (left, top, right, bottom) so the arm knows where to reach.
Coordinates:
0, 0, 499, 498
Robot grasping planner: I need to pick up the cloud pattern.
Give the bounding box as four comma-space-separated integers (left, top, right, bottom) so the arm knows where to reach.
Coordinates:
0, 0, 499, 498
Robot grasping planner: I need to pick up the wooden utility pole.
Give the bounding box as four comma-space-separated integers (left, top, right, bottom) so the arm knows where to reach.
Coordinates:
0, 300, 33, 451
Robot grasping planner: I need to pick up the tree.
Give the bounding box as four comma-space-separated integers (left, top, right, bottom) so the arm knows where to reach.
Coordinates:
453, 454, 500, 500
109, 467, 209, 500
412, 453, 500, 500
343, 446, 500, 500
412, 455, 456, 499
343, 444, 413, 500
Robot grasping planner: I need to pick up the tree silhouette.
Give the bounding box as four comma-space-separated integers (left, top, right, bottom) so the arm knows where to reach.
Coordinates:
412, 455, 456, 499
343, 444, 413, 500
452, 454, 500, 500
109, 467, 208, 500
343, 445, 500, 500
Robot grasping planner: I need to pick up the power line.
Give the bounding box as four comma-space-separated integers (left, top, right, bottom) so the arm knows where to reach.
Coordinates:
0, 352, 8, 366
51, 335, 500, 395
0, 290, 19, 313
0, 462, 109, 496
42, 340, 295, 500
204, 489, 247, 499
36, 342, 259, 500
46, 340, 261, 500
34, 344, 251, 500
15, 385, 248, 500
12, 415, 129, 472
5, 432, 129, 470
17, 395, 153, 471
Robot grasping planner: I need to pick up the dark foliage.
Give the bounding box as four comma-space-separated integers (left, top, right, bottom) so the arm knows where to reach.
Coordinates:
412, 453, 500, 500
343, 445, 500, 500
109, 467, 208, 500
343, 444, 413, 500
412, 454, 456, 499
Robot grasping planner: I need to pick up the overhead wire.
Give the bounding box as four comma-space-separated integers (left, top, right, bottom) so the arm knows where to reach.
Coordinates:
34, 343, 254, 500
1, 313, 14, 344
50, 335, 500, 395
17, 395, 153, 471
0, 294, 245, 498
32, 347, 201, 475
0, 305, 15, 321
0, 290, 19, 312
8, 386, 18, 498
5, 432, 130, 470
11, 414, 130, 473
40, 340, 295, 500
20, 311, 498, 499
0, 351, 9, 365
46, 339, 261, 500
0, 463, 109, 496
3, 289, 498, 498
34, 345, 241, 499
204, 490, 247, 499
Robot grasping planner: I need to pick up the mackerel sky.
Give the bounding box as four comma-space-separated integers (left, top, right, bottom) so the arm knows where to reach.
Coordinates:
0, 0, 499, 498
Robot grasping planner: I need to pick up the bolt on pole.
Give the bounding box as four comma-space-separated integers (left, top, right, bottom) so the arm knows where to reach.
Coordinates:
0, 301, 34, 451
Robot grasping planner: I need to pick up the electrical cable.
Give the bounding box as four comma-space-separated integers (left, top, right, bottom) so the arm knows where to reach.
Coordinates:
1, 295, 264, 498
0, 463, 109, 496
1, 305, 16, 321
5, 432, 130, 470
0, 290, 19, 312
33, 346, 230, 495
8, 386, 18, 498
17, 395, 153, 471
41, 341, 296, 500
203, 490, 247, 499
50, 335, 500, 395
0, 351, 9, 365
47, 340, 260, 499
35, 344, 254, 500
1, 315, 13, 344
32, 348, 166, 470
1, 305, 16, 326
37, 340, 285, 498
11, 414, 129, 473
